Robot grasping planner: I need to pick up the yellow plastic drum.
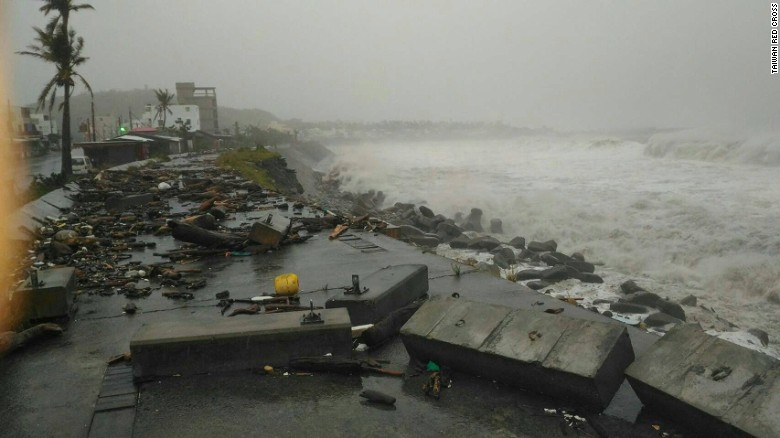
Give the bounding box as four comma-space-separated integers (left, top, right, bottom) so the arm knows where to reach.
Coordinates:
274, 273, 300, 296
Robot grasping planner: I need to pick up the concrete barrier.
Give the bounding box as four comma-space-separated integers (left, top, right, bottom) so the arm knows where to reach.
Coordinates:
401, 296, 634, 410
325, 264, 428, 325
10, 267, 76, 322
130, 307, 352, 380
626, 324, 779, 438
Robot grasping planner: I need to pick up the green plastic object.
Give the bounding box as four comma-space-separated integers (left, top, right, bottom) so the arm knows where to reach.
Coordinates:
426, 361, 440, 372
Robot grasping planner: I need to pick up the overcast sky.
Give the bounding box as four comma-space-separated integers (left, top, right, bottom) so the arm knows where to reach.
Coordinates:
3, 1, 778, 130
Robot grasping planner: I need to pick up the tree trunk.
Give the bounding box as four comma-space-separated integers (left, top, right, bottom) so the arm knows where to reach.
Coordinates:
61, 82, 72, 176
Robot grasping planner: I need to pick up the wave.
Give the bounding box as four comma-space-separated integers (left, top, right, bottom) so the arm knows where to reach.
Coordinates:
644, 129, 780, 166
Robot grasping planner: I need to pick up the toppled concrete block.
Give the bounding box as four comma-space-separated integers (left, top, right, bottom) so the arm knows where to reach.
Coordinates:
625, 324, 780, 438
130, 307, 352, 380
325, 264, 429, 325
401, 297, 634, 410
248, 218, 290, 247
11, 267, 76, 322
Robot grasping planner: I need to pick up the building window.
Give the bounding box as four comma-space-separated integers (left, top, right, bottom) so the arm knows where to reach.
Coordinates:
185, 107, 190, 112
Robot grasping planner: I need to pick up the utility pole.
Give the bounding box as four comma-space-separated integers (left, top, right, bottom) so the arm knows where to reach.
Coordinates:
129, 107, 133, 130
91, 97, 96, 141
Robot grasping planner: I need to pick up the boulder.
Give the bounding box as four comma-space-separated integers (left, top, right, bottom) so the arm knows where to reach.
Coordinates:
467, 236, 501, 252
625, 292, 663, 308
657, 301, 686, 321
492, 247, 517, 269
680, 294, 697, 306
571, 252, 585, 262
567, 260, 596, 273
185, 213, 217, 230
643, 312, 684, 328
515, 269, 544, 281
54, 229, 79, 245
527, 240, 557, 252
418, 205, 434, 218
577, 273, 604, 283
539, 265, 580, 281
541, 252, 574, 266
489, 218, 503, 234
526, 280, 553, 290
464, 208, 484, 232
448, 234, 471, 249
398, 225, 425, 238
408, 235, 441, 247
610, 302, 650, 314
508, 236, 526, 249
414, 215, 436, 232
436, 221, 462, 238
50, 241, 73, 257
748, 329, 769, 347
619, 280, 645, 294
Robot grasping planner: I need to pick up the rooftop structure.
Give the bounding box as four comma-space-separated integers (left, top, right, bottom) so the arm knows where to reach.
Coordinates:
175, 82, 218, 134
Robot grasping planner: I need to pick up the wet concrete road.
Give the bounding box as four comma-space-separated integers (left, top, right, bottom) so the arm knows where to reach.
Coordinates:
0, 156, 680, 437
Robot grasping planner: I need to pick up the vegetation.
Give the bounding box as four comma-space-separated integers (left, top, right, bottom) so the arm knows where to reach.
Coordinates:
216, 147, 280, 190
24, 172, 69, 202
17, 0, 94, 177
153, 88, 175, 128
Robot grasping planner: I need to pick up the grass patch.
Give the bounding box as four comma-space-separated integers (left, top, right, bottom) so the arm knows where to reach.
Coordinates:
216, 147, 280, 190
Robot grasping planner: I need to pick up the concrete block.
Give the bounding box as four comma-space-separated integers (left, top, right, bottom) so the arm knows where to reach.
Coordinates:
130, 308, 352, 379
248, 219, 289, 246
105, 193, 155, 211
325, 264, 429, 325
625, 324, 780, 437
401, 297, 634, 410
10, 267, 76, 322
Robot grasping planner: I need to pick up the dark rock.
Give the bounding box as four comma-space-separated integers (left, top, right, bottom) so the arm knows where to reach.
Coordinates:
394, 202, 415, 212
602, 310, 613, 317
539, 265, 580, 281
50, 241, 73, 257
408, 235, 441, 247
748, 329, 769, 347
566, 260, 595, 273
449, 234, 471, 249
610, 302, 650, 314
517, 249, 540, 263
527, 240, 557, 252
414, 215, 436, 232
508, 236, 526, 249
515, 269, 544, 281
187, 213, 217, 230
398, 225, 425, 237
418, 205, 434, 218
489, 218, 503, 234
467, 236, 501, 252
526, 280, 552, 290
492, 247, 517, 269
464, 208, 483, 232
619, 280, 645, 294
657, 300, 686, 321
680, 294, 697, 306
570, 252, 585, 262
593, 299, 613, 305
625, 291, 663, 307
209, 206, 227, 220
576, 273, 604, 283
436, 221, 462, 238
643, 312, 684, 328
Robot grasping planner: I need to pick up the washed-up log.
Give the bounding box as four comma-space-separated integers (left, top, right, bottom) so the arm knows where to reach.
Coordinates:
360, 390, 396, 405
0, 323, 63, 358
295, 216, 342, 231
167, 220, 245, 249
361, 298, 426, 348
289, 356, 403, 377
264, 304, 319, 312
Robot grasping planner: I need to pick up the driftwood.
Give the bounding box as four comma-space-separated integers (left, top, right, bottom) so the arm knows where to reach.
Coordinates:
289, 356, 403, 377
0, 323, 63, 358
167, 220, 245, 249
361, 298, 426, 348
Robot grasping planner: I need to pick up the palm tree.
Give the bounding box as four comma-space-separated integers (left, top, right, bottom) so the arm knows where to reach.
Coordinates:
154, 89, 175, 129
18, 25, 92, 176
39, 0, 94, 35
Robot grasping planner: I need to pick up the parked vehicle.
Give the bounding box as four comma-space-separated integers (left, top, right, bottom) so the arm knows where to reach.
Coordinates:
71, 156, 93, 175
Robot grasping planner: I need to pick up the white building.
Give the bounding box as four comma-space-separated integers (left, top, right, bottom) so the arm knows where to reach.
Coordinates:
140, 104, 200, 131
29, 112, 58, 137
